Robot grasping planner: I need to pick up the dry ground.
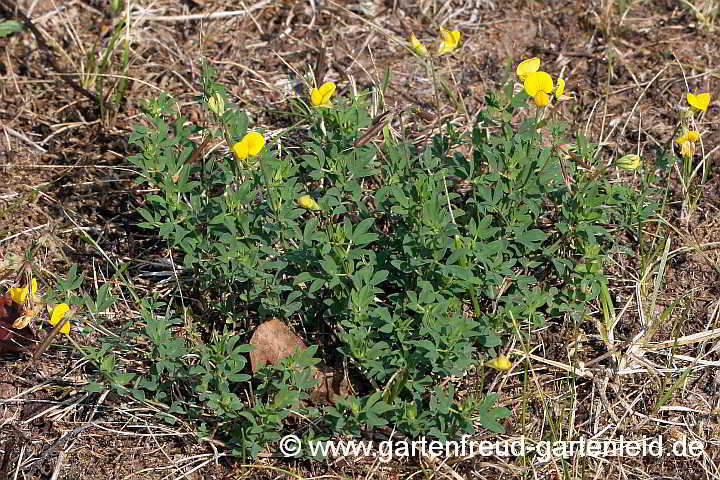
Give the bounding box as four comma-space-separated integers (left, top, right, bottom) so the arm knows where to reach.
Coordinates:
1, 0, 720, 478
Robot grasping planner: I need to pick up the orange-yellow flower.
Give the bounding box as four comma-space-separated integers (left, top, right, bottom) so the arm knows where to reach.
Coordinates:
534, 91, 549, 107
311, 81, 336, 107
687, 92, 711, 112
553, 77, 572, 102
8, 278, 38, 328
680, 141, 696, 157
232, 131, 265, 161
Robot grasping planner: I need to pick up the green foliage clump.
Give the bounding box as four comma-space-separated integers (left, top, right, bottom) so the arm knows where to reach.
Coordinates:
102, 66, 656, 457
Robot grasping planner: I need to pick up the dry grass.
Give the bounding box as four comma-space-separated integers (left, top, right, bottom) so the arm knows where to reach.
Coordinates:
1, 0, 720, 478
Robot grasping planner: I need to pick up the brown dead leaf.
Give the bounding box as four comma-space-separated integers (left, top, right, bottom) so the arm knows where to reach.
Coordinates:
310, 366, 351, 405
0, 295, 36, 354
249, 318, 308, 372
249, 318, 350, 405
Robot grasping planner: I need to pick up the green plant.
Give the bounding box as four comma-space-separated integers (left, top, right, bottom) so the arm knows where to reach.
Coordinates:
0, 18, 23, 38
93, 61, 660, 458
82, 18, 131, 123
673, 91, 712, 222
680, 0, 718, 31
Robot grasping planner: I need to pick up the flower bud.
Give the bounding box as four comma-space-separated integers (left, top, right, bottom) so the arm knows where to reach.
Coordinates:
486, 354, 512, 371
615, 154, 642, 170
296, 195, 321, 211
680, 141, 696, 158
207, 93, 225, 117
409, 33, 428, 57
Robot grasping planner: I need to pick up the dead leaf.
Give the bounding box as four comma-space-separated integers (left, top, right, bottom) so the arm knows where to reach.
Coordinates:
249, 318, 350, 405
310, 366, 351, 405
0, 295, 37, 354
249, 318, 308, 372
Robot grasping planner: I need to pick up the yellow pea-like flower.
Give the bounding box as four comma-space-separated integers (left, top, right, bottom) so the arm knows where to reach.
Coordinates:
524, 71, 554, 97
554, 78, 572, 102
9, 278, 37, 305
516, 57, 540, 81
534, 91, 550, 107
49, 303, 71, 334
296, 195, 321, 211
409, 32, 428, 57
437, 27, 462, 55
232, 131, 265, 161
311, 81, 336, 107
687, 92, 711, 112
676, 130, 701, 158
676, 130, 701, 145
486, 354, 512, 371
680, 141, 696, 158
675, 130, 701, 158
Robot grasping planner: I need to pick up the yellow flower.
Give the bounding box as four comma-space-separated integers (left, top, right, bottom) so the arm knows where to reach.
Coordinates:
9, 278, 37, 305
486, 354, 512, 371
687, 92, 711, 112
311, 81, 336, 107
437, 27, 462, 55
554, 78, 572, 102
615, 154, 642, 170
296, 195, 321, 211
49, 303, 71, 334
680, 140, 696, 158
524, 71, 553, 107
676, 130, 700, 158
534, 91, 550, 107
409, 32, 428, 57
516, 57, 540, 81
676, 130, 701, 145
524, 71, 554, 97
232, 131, 265, 161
